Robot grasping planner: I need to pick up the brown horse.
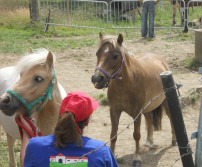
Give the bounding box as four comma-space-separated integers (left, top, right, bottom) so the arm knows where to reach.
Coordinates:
0, 48, 66, 167
91, 33, 176, 166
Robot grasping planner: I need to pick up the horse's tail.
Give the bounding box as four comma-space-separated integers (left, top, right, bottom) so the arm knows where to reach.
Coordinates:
152, 105, 163, 131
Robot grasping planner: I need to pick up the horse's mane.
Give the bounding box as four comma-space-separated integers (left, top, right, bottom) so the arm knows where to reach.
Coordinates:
99, 34, 127, 53
16, 48, 56, 73
99, 35, 117, 48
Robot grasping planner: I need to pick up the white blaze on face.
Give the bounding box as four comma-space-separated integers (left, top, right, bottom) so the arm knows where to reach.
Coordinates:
97, 46, 110, 67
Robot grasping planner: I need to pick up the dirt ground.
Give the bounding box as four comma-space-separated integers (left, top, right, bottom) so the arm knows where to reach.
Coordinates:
1, 32, 202, 167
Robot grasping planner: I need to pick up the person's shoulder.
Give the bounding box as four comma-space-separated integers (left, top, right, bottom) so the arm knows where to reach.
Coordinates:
29, 134, 55, 146
82, 136, 105, 147
82, 136, 110, 152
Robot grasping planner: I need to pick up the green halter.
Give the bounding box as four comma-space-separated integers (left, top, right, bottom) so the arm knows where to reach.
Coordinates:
7, 69, 56, 117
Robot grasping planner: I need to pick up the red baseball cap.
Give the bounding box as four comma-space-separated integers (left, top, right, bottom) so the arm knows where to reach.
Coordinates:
59, 91, 99, 122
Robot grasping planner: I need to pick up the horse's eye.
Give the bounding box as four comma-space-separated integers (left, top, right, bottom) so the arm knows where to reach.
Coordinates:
35, 76, 43, 82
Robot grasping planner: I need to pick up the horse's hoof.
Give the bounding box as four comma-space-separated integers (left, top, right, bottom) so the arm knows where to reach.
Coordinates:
133, 160, 142, 167
141, 145, 150, 152
142, 144, 159, 152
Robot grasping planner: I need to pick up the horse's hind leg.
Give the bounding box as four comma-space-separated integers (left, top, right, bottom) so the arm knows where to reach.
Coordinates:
163, 99, 176, 146
7, 133, 16, 167
143, 113, 155, 150
110, 108, 122, 154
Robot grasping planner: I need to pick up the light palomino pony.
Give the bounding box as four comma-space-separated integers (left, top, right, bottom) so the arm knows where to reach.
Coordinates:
0, 48, 66, 167
91, 33, 176, 167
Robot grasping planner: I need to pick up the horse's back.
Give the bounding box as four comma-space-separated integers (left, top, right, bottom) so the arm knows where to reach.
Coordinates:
135, 52, 169, 72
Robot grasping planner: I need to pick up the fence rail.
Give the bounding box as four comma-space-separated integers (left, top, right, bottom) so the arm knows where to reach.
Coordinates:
39, 0, 183, 30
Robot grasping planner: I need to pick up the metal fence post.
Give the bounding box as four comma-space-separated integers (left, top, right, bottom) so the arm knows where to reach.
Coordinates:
195, 98, 202, 166
160, 71, 194, 167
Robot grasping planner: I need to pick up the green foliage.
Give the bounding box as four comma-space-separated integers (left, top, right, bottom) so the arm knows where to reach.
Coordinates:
188, 88, 200, 104
184, 57, 202, 71
95, 93, 109, 106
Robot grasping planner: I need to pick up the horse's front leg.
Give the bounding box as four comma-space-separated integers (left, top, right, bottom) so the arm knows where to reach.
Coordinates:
7, 133, 16, 167
133, 115, 142, 167
110, 108, 122, 154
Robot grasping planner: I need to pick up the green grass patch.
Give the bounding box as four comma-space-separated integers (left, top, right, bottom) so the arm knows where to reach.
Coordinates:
0, 24, 102, 55
184, 57, 202, 71
95, 93, 109, 106
0, 7, 116, 55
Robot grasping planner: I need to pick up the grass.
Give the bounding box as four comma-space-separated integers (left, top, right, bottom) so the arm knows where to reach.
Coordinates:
1, 1, 200, 55
95, 93, 109, 106
184, 57, 202, 71
0, 20, 102, 55
0, 139, 21, 167
0, 7, 116, 55
0, 22, 111, 55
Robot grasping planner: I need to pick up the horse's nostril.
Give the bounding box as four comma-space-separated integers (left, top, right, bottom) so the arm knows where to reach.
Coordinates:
2, 96, 11, 104
92, 75, 105, 84
99, 76, 104, 82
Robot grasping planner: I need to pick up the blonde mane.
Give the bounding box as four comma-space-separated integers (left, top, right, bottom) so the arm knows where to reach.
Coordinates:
16, 48, 56, 73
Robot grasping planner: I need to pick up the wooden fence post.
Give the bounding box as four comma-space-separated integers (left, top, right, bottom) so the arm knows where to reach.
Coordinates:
30, 0, 39, 22
195, 30, 202, 63
160, 71, 194, 167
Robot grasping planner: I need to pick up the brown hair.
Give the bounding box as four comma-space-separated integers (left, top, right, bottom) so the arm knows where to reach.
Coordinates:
54, 112, 89, 148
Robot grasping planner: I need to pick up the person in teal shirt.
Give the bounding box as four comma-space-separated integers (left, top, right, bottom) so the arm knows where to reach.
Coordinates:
24, 91, 118, 167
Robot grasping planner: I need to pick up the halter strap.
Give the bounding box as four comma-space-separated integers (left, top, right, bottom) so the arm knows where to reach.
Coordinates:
96, 58, 125, 87
7, 69, 56, 117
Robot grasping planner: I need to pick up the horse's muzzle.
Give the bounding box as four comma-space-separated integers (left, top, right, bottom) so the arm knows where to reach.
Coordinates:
91, 72, 108, 89
0, 93, 19, 116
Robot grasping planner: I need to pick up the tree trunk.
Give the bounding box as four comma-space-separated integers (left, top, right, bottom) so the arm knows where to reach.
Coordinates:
195, 30, 202, 63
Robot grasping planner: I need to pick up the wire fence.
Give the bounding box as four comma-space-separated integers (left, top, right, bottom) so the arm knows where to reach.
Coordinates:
1, 0, 201, 31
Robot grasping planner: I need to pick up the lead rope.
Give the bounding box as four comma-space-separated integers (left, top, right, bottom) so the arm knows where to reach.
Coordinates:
15, 116, 43, 139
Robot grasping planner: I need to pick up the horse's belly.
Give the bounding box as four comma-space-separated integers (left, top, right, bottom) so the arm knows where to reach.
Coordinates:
142, 93, 165, 113
0, 111, 20, 139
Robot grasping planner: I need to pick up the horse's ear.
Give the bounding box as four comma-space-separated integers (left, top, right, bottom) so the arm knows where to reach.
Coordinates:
99, 32, 103, 41
46, 51, 54, 68
117, 34, 123, 45
28, 47, 33, 53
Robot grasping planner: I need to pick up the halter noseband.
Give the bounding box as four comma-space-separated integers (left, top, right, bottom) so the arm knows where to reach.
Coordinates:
7, 69, 56, 117
96, 57, 125, 87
